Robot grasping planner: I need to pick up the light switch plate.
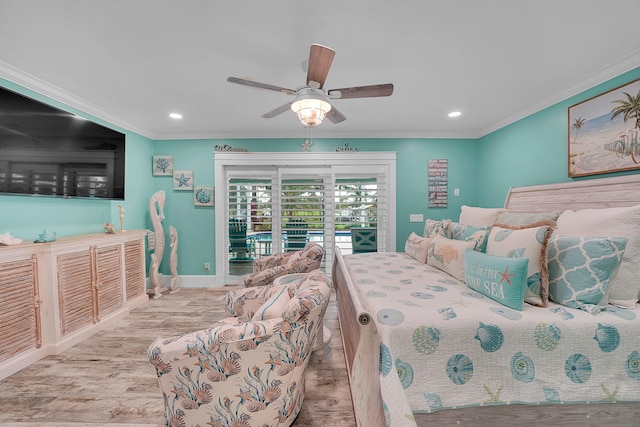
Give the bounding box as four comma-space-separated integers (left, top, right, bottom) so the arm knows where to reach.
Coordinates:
409, 214, 424, 223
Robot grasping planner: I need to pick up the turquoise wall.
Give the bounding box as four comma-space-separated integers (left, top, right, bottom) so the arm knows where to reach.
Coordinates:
0, 79, 154, 241
152, 138, 479, 275
4, 65, 640, 277
478, 66, 640, 207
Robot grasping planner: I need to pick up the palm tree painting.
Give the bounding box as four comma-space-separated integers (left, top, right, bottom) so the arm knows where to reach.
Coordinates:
568, 78, 640, 177
571, 117, 585, 144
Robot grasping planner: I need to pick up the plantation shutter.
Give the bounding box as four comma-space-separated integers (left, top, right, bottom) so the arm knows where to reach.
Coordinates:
334, 165, 389, 253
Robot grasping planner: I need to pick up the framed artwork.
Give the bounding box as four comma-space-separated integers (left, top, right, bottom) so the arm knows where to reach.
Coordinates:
194, 186, 214, 206
152, 156, 174, 176
568, 77, 640, 177
173, 170, 194, 190
427, 159, 448, 207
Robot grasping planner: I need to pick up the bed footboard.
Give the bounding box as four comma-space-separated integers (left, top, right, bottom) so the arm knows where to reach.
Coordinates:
333, 247, 385, 427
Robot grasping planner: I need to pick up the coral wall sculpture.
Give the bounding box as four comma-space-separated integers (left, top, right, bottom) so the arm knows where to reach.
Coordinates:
169, 226, 180, 293
149, 190, 167, 298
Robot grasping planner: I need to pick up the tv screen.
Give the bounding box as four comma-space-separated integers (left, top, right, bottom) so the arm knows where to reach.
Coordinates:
0, 86, 125, 200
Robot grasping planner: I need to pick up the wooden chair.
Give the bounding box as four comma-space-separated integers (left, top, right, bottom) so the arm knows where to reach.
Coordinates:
229, 218, 252, 260
284, 218, 308, 251
351, 227, 377, 253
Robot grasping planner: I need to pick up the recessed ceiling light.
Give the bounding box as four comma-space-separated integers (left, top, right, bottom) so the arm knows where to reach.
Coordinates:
448, 111, 461, 118
169, 113, 183, 119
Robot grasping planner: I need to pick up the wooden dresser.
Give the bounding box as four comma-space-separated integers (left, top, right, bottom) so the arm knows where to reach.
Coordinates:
0, 230, 148, 380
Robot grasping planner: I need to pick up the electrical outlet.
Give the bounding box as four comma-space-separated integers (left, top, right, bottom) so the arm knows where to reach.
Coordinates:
454, 188, 460, 196
204, 262, 210, 271
409, 214, 424, 223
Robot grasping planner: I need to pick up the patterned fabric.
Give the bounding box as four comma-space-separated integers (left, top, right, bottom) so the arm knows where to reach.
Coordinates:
449, 222, 490, 252
423, 219, 451, 238
486, 223, 554, 307
252, 285, 293, 321
243, 242, 324, 287
148, 270, 332, 427
557, 205, 640, 308
548, 236, 628, 314
464, 248, 529, 310
343, 252, 640, 427
404, 232, 431, 263
496, 210, 560, 226
427, 235, 476, 282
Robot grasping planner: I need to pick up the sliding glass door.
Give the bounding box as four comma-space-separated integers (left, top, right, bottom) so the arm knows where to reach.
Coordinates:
215, 152, 396, 285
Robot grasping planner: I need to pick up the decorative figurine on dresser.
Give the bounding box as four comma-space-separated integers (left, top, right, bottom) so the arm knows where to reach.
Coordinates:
169, 225, 180, 293
119, 204, 126, 232
148, 190, 167, 298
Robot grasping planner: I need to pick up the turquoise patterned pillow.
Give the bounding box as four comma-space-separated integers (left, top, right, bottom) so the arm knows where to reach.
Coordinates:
450, 222, 490, 252
464, 249, 529, 310
548, 236, 628, 314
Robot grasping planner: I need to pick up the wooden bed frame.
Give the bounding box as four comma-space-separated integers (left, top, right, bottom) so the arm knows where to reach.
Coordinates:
333, 174, 640, 427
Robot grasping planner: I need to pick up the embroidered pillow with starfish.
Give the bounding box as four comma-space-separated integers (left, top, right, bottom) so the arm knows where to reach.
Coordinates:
464, 249, 529, 311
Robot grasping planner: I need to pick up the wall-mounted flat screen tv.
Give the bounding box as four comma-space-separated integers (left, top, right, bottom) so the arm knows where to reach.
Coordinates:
0, 86, 125, 200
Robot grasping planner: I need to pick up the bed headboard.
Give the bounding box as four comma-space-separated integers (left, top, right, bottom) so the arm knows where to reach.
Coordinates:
504, 174, 640, 212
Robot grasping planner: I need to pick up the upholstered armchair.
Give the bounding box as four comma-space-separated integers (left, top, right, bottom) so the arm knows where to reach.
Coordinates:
243, 241, 324, 287
148, 269, 332, 427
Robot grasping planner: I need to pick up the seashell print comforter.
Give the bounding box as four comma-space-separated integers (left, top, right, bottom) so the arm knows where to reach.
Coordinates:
343, 252, 640, 427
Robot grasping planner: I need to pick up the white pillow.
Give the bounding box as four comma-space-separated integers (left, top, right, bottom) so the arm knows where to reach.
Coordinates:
486, 223, 553, 307
557, 205, 640, 308
404, 232, 431, 263
427, 234, 476, 282
251, 285, 291, 321
459, 205, 504, 226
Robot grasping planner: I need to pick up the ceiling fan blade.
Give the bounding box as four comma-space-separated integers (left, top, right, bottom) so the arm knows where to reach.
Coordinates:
328, 83, 394, 99
262, 101, 294, 118
227, 76, 296, 94
326, 106, 346, 124
306, 44, 335, 89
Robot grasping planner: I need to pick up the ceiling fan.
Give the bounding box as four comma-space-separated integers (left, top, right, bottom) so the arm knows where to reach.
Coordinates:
227, 44, 394, 127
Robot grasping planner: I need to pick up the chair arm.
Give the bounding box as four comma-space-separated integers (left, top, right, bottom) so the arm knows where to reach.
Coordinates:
253, 251, 294, 273
148, 317, 282, 369
243, 259, 317, 288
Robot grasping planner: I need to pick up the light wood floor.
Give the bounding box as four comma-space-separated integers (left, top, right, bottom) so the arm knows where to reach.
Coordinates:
0, 288, 356, 427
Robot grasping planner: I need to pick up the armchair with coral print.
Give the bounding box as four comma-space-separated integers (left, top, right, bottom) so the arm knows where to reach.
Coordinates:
243, 241, 324, 287
148, 270, 332, 427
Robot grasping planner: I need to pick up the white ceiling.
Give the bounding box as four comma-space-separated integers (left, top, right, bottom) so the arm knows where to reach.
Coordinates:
1, 0, 640, 141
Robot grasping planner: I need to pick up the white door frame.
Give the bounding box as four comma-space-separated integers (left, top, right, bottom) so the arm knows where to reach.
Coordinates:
214, 151, 397, 286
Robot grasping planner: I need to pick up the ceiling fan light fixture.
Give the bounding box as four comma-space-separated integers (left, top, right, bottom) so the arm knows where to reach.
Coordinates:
291, 93, 332, 127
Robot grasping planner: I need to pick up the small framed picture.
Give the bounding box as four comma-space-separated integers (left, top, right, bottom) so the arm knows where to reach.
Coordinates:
194, 186, 214, 206
152, 156, 174, 176
173, 170, 194, 190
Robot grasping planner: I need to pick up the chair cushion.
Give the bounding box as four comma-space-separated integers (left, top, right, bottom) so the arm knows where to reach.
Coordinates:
251, 285, 292, 321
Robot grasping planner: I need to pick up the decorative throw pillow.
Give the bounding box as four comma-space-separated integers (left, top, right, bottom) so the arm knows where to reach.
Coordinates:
449, 222, 490, 252
423, 218, 451, 238
548, 236, 628, 314
251, 285, 292, 321
405, 232, 431, 263
557, 205, 640, 308
464, 249, 529, 310
496, 211, 560, 227
486, 222, 553, 307
427, 234, 477, 282
459, 205, 504, 226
